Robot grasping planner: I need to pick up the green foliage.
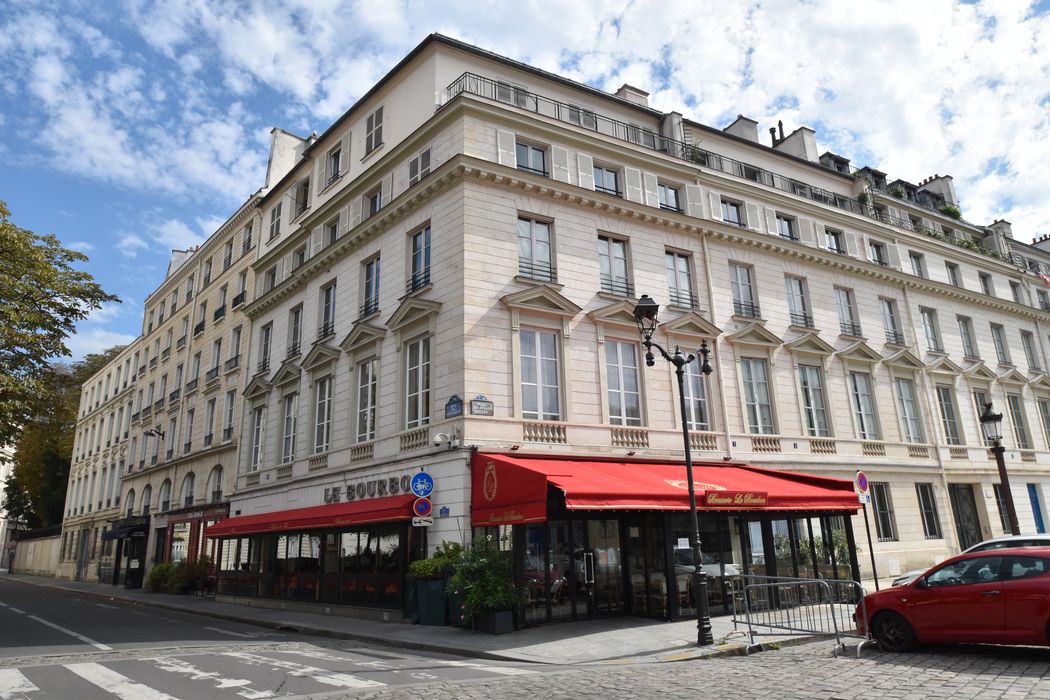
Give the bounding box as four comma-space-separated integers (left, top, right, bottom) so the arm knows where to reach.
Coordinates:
0, 200, 119, 447
146, 562, 175, 592
938, 204, 962, 219
774, 530, 856, 572
448, 538, 524, 618
890, 187, 905, 198
164, 555, 213, 594
409, 540, 464, 579
956, 237, 979, 251
856, 192, 868, 204
1, 476, 39, 530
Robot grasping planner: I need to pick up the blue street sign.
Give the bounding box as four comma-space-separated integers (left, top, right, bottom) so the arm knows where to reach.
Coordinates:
411, 472, 434, 498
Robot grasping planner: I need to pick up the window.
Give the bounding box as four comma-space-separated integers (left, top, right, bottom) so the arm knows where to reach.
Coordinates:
992, 484, 1011, 533
936, 385, 963, 445
356, 358, 378, 442
326, 144, 342, 184
849, 371, 880, 440
835, 288, 860, 336
894, 378, 924, 443
566, 104, 597, 129
979, 272, 994, 296
774, 213, 796, 240
521, 329, 561, 421
741, 358, 775, 434
250, 406, 265, 471
920, 308, 943, 352
210, 338, 222, 372
241, 223, 253, 254
658, 184, 682, 212
593, 164, 620, 197
408, 148, 431, 186
973, 389, 991, 445
313, 375, 332, 453
409, 226, 431, 292
1039, 290, 1050, 312
281, 393, 297, 463
1011, 281, 1023, 304
361, 258, 380, 317
516, 142, 547, 176
183, 407, 194, 452
990, 324, 1011, 364
665, 251, 695, 308
263, 266, 277, 292
259, 323, 273, 372
268, 202, 282, 241
405, 336, 431, 429
729, 263, 759, 318
909, 251, 926, 278
365, 188, 382, 218
204, 397, 217, 444
598, 235, 631, 296
784, 276, 812, 327
605, 340, 641, 426
294, 177, 310, 217
223, 389, 235, 440
319, 282, 336, 337
868, 240, 888, 266
825, 227, 844, 254
798, 365, 830, 437
915, 483, 942, 539
365, 106, 383, 154
517, 216, 554, 282
292, 246, 306, 270
946, 262, 962, 287
288, 305, 303, 356
1007, 393, 1032, 449
1022, 331, 1040, 370
1038, 398, 1050, 448
720, 199, 744, 226
683, 360, 710, 431
881, 298, 904, 344
958, 316, 979, 359
871, 482, 897, 541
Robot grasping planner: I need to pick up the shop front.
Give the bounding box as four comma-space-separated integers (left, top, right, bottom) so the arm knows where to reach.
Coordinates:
205, 494, 423, 611
471, 453, 861, 625
100, 515, 150, 588
164, 502, 229, 565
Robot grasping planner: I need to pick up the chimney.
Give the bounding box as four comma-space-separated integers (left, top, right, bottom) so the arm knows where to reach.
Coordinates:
778, 120, 785, 141
772, 126, 819, 163
769, 127, 778, 145
614, 84, 650, 107
723, 115, 759, 143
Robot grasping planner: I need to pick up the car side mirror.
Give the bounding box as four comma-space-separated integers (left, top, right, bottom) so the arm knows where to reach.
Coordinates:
914, 577, 927, 590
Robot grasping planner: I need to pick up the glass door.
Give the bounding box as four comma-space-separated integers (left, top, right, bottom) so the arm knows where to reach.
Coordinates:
585, 519, 623, 616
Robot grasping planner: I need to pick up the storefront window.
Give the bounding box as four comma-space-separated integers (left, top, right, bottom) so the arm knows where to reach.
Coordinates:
171, 522, 190, 563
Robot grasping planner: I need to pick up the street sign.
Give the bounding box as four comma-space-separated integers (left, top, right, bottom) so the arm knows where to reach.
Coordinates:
410, 472, 434, 498
858, 492, 871, 504
412, 516, 434, 527
413, 497, 433, 518
856, 470, 869, 494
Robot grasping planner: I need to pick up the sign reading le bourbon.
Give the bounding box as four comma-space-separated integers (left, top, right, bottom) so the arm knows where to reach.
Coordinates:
704, 491, 769, 508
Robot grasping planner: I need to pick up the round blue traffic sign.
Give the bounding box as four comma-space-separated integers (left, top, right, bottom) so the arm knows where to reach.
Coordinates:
413, 497, 433, 517
856, 471, 869, 493
410, 472, 434, 498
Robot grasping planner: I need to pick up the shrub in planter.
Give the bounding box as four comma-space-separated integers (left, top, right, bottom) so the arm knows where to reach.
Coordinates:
408, 541, 463, 625
146, 562, 174, 593
938, 204, 961, 219
890, 187, 905, 198
448, 538, 524, 633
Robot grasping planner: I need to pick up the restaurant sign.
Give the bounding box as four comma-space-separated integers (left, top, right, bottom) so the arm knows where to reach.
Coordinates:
703, 491, 769, 508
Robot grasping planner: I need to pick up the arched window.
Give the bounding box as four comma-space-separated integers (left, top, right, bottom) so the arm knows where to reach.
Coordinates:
181, 472, 195, 507
207, 465, 224, 503
159, 479, 171, 511
141, 484, 152, 516
125, 489, 136, 517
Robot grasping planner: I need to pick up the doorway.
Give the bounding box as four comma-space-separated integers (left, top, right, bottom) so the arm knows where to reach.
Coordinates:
949, 484, 982, 550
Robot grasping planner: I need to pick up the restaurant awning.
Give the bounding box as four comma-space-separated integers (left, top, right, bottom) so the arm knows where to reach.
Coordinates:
471, 453, 860, 526
205, 493, 415, 537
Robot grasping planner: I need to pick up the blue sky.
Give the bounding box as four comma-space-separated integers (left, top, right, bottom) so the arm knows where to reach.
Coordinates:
2, 0, 1049, 360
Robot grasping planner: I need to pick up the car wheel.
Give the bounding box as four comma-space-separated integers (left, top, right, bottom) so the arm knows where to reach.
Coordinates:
872, 611, 917, 652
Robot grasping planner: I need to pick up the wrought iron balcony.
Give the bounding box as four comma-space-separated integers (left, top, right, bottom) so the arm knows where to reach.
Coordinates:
840, 321, 863, 337
318, 320, 335, 339
232, 291, 246, 308
193, 320, 205, 336
790, 311, 814, 328
517, 259, 556, 283
257, 357, 270, 374
286, 341, 301, 358
885, 330, 907, 345
224, 355, 240, 371
176, 335, 187, 349
600, 274, 634, 297
405, 269, 431, 294
358, 299, 379, 319
668, 288, 698, 309
205, 367, 220, 383
213, 304, 226, 322
733, 300, 761, 319
185, 378, 199, 393
204, 433, 213, 447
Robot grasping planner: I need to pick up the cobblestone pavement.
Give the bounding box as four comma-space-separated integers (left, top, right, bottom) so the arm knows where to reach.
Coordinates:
338, 640, 1050, 700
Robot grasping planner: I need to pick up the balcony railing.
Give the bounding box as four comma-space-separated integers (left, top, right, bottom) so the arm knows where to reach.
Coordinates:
232, 291, 246, 308
176, 335, 187, 349
732, 300, 761, 319
224, 355, 240, 371
211, 490, 223, 503
185, 378, 199, 393
222, 426, 233, 441
840, 321, 863, 337
927, 341, 945, 353
885, 330, 907, 345
599, 274, 634, 297
213, 304, 227, 322
790, 311, 814, 328
149, 357, 158, 369
406, 269, 431, 294
141, 405, 152, 418
131, 411, 141, 423
161, 500, 170, 512
668, 288, 698, 309
193, 320, 205, 336
286, 341, 301, 358
153, 399, 164, 411
257, 358, 270, 374
318, 320, 335, 339
358, 299, 379, 319
518, 259, 556, 283
204, 433, 213, 447
516, 163, 549, 178
161, 347, 171, 361
165, 448, 173, 459
183, 440, 192, 454
205, 367, 220, 383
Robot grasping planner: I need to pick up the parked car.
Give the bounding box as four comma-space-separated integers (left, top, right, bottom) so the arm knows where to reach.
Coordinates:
672, 548, 742, 579
858, 547, 1050, 651
890, 534, 1050, 587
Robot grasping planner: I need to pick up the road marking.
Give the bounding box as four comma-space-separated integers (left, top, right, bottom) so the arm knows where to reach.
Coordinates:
26, 614, 113, 651
203, 626, 260, 638
146, 656, 274, 699
95, 603, 118, 609
0, 601, 8, 607
9, 607, 25, 614
0, 669, 40, 699
223, 651, 386, 689
440, 659, 539, 676
65, 663, 178, 700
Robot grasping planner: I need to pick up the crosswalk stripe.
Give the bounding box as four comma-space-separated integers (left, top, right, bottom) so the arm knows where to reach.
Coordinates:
278, 648, 537, 677
223, 651, 386, 689
65, 663, 179, 700
440, 659, 539, 676
0, 669, 40, 699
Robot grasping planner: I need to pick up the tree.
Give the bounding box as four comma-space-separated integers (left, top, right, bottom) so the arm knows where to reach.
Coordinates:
1, 474, 39, 530
0, 200, 118, 447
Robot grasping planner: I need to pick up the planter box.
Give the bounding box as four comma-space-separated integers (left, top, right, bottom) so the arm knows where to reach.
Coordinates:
417, 579, 446, 626
477, 610, 514, 635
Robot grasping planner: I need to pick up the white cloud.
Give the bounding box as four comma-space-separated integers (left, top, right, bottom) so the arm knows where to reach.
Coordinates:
152, 219, 206, 249
117, 233, 148, 258
65, 327, 137, 361
67, 240, 94, 252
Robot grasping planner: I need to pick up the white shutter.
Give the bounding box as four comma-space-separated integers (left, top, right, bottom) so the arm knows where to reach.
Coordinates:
311, 227, 323, 255
339, 206, 349, 234
313, 155, 325, 200
844, 230, 859, 257
765, 208, 778, 234
642, 172, 659, 208
381, 173, 393, 208
708, 191, 722, 221
624, 167, 643, 203
745, 203, 762, 231
577, 153, 594, 190
276, 258, 286, 284
286, 189, 295, 224
496, 129, 516, 167
551, 146, 570, 183
340, 132, 352, 173
350, 198, 362, 228
813, 222, 826, 248
886, 205, 901, 221
684, 185, 705, 218
798, 218, 816, 246
886, 241, 903, 268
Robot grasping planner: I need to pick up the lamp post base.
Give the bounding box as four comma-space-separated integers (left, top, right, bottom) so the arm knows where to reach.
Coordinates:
694, 569, 714, 646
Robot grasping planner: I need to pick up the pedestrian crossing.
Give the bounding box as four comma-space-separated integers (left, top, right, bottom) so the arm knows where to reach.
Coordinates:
0, 643, 539, 699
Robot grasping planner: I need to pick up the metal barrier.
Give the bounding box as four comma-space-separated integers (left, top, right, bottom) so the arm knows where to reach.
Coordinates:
731, 574, 874, 657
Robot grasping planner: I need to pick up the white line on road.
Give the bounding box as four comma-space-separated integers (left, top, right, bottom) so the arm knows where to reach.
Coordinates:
203, 626, 260, 638
223, 651, 386, 689
26, 614, 112, 651
95, 603, 118, 609
146, 656, 274, 699
8, 607, 24, 614
0, 601, 8, 607
65, 663, 179, 700
0, 668, 40, 699
440, 659, 539, 676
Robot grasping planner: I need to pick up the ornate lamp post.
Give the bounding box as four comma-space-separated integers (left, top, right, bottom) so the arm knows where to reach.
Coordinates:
979, 402, 1020, 536
633, 294, 714, 646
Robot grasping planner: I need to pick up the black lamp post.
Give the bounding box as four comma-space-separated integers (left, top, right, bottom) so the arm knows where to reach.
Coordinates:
979, 402, 1020, 536
633, 294, 714, 646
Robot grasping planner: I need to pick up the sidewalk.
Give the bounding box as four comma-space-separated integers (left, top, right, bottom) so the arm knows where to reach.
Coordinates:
3, 574, 826, 665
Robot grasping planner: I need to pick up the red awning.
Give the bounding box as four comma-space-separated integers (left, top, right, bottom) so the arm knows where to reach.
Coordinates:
205, 494, 415, 537
471, 453, 859, 526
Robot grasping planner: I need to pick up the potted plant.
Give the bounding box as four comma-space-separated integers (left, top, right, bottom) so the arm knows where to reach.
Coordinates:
408, 541, 462, 626
448, 538, 524, 634
938, 204, 961, 219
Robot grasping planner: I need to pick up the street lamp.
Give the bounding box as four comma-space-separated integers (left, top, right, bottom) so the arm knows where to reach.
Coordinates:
633, 294, 714, 646
979, 402, 1020, 536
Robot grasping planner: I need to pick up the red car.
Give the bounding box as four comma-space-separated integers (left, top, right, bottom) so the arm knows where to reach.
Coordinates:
857, 547, 1050, 651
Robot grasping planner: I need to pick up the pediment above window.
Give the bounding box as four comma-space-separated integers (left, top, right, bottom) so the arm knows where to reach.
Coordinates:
588, 300, 645, 342
725, 322, 783, 347
962, 362, 999, 382
301, 343, 340, 372
1028, 373, 1050, 391
500, 284, 581, 318
926, 356, 964, 375
243, 375, 272, 399
997, 367, 1029, 386
883, 348, 925, 370
784, 332, 835, 357
271, 361, 302, 387
386, 296, 442, 333
340, 321, 386, 355
660, 311, 722, 339
834, 340, 883, 364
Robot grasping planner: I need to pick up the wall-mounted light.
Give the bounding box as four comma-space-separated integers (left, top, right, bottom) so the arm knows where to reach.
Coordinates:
143, 427, 165, 439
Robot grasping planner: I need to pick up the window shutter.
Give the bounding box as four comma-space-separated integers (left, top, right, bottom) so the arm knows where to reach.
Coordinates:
339, 206, 349, 234
623, 167, 643, 203
642, 172, 659, 208
496, 129, 516, 167
313, 155, 325, 199
286, 190, 295, 224
340, 132, 352, 173
551, 146, 570, 183
707, 191, 722, 221
577, 153, 594, 190
745, 203, 762, 231
684, 185, 705, 218
311, 227, 323, 255
381, 173, 393, 208
886, 241, 903, 268
764, 208, 778, 234
813, 222, 826, 246
351, 198, 362, 228
844, 230, 859, 257
798, 218, 816, 246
